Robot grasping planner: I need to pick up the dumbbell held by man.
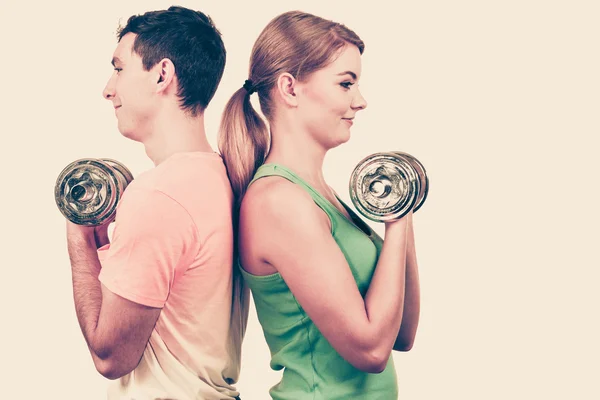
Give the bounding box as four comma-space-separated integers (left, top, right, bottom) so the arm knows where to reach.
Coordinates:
54, 158, 133, 226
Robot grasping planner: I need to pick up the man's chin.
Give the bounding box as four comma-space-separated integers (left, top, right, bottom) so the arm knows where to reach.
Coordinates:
118, 126, 141, 142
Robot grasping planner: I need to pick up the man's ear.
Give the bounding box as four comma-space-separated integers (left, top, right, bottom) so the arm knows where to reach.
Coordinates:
275, 72, 298, 107
155, 58, 175, 93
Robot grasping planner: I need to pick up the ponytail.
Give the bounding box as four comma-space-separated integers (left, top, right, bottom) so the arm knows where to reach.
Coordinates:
218, 87, 270, 206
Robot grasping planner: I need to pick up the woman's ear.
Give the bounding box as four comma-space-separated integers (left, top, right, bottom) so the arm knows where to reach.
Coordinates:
274, 72, 298, 107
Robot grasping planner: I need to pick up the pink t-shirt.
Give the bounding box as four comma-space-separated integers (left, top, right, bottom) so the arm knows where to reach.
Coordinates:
98, 152, 248, 400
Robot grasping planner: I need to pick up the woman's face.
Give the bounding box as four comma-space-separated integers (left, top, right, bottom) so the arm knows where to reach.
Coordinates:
296, 44, 367, 150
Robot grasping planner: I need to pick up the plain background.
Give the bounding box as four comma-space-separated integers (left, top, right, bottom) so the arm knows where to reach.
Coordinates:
1, 0, 598, 398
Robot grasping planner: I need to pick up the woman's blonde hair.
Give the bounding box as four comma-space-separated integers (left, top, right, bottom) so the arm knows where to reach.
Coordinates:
218, 11, 364, 205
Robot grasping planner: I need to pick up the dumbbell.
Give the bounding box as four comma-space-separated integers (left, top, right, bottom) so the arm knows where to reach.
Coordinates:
54, 158, 134, 226
349, 151, 429, 222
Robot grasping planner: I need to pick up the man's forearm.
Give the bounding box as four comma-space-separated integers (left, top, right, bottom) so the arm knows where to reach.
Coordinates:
67, 233, 104, 355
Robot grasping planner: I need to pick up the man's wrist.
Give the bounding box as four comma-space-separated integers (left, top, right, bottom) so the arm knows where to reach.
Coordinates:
68, 231, 96, 248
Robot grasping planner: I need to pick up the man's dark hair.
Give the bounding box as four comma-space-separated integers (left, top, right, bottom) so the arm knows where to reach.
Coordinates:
118, 6, 226, 116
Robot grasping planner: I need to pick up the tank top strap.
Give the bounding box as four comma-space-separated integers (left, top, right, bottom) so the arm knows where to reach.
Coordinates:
249, 163, 340, 230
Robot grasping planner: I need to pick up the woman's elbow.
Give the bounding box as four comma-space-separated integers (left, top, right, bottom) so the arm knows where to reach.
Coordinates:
342, 331, 394, 373
352, 349, 390, 374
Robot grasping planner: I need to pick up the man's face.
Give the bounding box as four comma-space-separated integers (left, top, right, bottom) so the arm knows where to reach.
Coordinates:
102, 33, 158, 141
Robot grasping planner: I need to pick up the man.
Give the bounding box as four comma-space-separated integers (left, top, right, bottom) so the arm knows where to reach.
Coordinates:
65, 6, 248, 399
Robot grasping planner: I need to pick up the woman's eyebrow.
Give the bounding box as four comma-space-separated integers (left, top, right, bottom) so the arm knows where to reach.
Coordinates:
337, 71, 357, 80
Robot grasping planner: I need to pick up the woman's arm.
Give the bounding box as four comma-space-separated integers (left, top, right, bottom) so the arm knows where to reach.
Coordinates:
240, 178, 413, 373
393, 214, 420, 351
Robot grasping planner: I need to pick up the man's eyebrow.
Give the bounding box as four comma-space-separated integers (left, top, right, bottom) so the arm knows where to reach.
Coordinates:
337, 71, 357, 80
111, 57, 123, 67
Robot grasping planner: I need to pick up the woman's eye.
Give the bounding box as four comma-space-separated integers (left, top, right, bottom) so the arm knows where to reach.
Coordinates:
340, 81, 354, 89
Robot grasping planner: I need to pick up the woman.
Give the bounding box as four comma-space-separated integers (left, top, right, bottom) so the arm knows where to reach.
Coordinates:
219, 10, 420, 400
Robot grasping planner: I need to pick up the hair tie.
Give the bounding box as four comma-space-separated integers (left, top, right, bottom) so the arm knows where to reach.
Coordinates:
243, 79, 256, 95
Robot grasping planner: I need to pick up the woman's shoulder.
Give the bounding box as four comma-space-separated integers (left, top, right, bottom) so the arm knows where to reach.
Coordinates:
242, 176, 317, 220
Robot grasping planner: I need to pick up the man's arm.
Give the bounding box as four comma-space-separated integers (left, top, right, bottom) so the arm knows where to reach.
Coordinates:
67, 222, 161, 380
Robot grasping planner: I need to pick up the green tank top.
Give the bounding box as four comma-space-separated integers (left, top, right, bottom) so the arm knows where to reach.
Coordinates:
239, 164, 398, 400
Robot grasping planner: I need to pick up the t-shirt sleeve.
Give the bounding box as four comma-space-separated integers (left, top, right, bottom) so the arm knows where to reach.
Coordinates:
97, 186, 198, 308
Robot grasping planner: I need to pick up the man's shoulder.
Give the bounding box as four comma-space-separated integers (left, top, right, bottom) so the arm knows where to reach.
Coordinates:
122, 153, 233, 218
149, 152, 228, 188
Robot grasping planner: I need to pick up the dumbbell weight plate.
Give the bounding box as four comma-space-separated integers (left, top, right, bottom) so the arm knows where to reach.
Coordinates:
54, 158, 129, 226
101, 158, 134, 184
393, 152, 429, 212
100, 158, 134, 188
349, 152, 420, 222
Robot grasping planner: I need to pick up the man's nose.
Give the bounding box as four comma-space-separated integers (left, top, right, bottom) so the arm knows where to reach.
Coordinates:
103, 75, 116, 100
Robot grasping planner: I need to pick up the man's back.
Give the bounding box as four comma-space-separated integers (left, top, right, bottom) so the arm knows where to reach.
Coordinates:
98, 152, 246, 399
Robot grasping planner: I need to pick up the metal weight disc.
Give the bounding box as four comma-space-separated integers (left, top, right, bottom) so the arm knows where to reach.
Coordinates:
100, 158, 134, 185
54, 159, 122, 226
393, 152, 429, 212
100, 158, 134, 206
349, 152, 420, 222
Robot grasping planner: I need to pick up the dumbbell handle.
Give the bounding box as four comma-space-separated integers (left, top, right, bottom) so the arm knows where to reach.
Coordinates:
70, 182, 97, 202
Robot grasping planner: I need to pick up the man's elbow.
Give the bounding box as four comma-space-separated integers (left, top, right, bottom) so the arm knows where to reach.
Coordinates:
93, 355, 136, 380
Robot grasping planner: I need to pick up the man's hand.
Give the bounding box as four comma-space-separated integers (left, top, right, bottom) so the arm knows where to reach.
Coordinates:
66, 217, 113, 249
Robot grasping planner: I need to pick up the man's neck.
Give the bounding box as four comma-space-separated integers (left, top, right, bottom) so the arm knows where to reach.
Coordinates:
143, 110, 214, 166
